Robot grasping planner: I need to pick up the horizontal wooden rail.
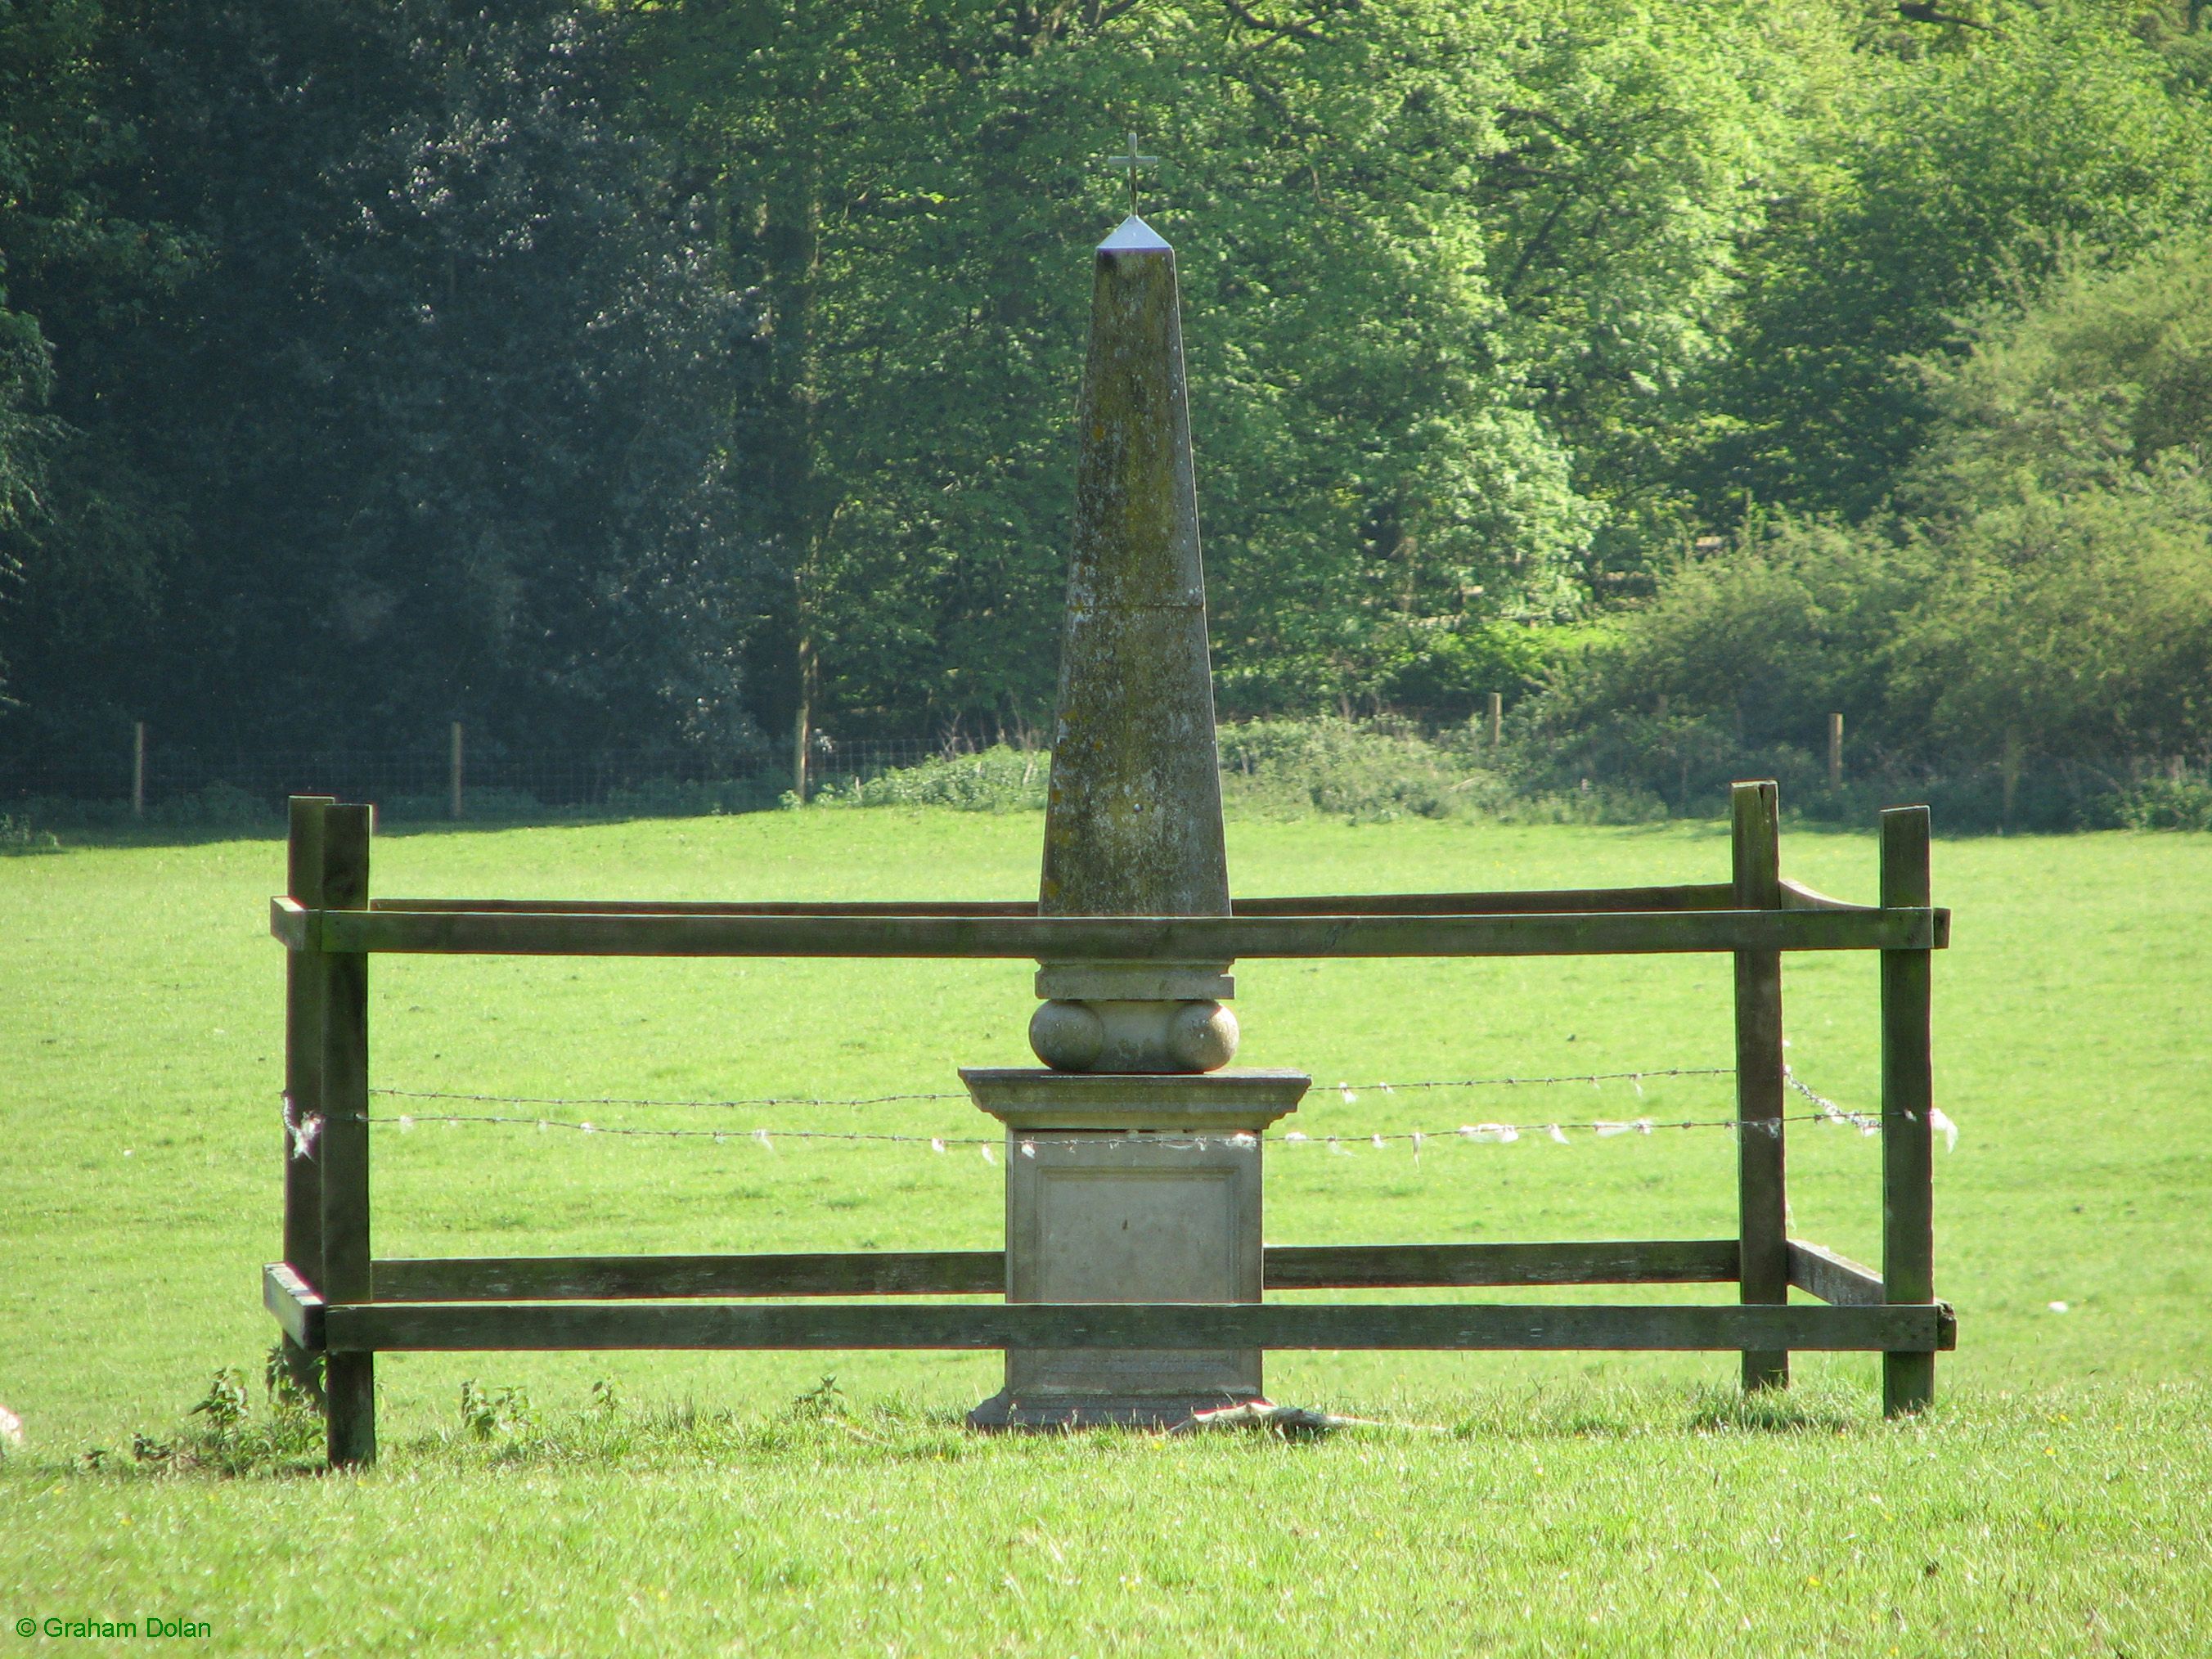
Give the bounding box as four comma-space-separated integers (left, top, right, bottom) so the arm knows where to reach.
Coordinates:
1787, 1241, 1886, 1307
265, 1262, 325, 1349
1267, 1239, 1741, 1288
364, 1240, 1744, 1304
272, 901, 1944, 959
373, 1251, 1004, 1302
270, 897, 310, 948
319, 1299, 1954, 1355
1778, 878, 1873, 914
362, 883, 1743, 919
1273, 886, 1747, 917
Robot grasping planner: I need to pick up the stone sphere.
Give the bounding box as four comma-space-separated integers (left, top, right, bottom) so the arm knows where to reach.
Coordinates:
1167, 1000, 1239, 1072
1029, 999, 1105, 1072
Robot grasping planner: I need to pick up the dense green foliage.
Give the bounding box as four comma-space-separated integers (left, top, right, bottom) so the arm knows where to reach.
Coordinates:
2, 1, 2207, 795
1, 0, 753, 757
1680, 3, 2212, 524
812, 723, 1665, 824
637, 0, 1806, 731
1527, 232, 2212, 822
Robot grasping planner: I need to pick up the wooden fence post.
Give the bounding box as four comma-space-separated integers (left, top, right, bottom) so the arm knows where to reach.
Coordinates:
2000, 727, 2023, 831
1880, 805, 1936, 1417
318, 803, 375, 1464
1732, 780, 1788, 1391
1828, 713, 1843, 789
449, 722, 464, 821
132, 722, 146, 817
281, 796, 336, 1398
1486, 691, 1503, 748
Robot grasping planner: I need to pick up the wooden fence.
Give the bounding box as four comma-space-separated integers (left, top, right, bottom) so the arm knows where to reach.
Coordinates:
264, 781, 1953, 1466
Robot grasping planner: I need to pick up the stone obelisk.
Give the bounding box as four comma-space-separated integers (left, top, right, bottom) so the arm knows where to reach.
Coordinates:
964, 206, 1307, 1429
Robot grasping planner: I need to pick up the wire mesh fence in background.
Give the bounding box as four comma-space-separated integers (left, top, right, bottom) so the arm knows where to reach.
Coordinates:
0, 731, 953, 821
1, 721, 2199, 833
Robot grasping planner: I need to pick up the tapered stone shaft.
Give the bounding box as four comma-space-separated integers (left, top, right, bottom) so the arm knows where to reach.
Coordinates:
1031, 216, 1236, 1074
1041, 217, 1230, 919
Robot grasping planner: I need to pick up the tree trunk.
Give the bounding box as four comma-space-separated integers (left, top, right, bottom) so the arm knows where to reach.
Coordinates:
794, 635, 813, 800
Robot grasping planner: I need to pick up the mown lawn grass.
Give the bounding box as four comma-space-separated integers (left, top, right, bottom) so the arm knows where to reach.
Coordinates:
7, 1385, 2205, 1657
3, 810, 2209, 1654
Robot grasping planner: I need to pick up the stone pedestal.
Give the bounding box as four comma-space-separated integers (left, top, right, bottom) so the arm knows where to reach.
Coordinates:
962, 1068, 1306, 1428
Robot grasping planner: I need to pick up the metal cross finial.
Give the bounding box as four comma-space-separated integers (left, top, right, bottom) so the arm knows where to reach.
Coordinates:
1103, 131, 1159, 217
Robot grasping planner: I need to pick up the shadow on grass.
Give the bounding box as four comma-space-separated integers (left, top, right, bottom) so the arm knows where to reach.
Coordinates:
19, 1375, 1957, 1486
1681, 1384, 1869, 1435
1445, 1381, 1886, 1441
17, 811, 762, 853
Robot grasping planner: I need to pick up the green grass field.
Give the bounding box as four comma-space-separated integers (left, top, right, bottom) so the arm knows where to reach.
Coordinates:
3, 811, 2209, 1655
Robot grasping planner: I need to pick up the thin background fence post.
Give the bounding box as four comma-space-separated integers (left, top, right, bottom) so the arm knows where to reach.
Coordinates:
281, 796, 335, 1398
1881, 804, 1937, 1416
1828, 713, 1844, 789
1732, 780, 1789, 1391
132, 722, 146, 817
318, 803, 375, 1465
2000, 726, 2023, 831
1486, 691, 1503, 748
449, 722, 464, 821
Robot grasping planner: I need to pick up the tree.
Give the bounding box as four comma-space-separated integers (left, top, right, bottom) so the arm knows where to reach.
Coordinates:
1679, 5, 2212, 526
0, 0, 761, 760
1892, 233, 2212, 767
0, 0, 192, 710
1467, 0, 1855, 595
637, 1, 1927, 750
1519, 228, 2212, 799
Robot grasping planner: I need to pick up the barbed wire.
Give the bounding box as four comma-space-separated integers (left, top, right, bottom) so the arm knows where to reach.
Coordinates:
286, 1063, 1958, 1162
362, 1067, 1735, 1116
346, 1108, 1836, 1154
368, 1086, 969, 1111
1784, 1066, 1877, 1132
